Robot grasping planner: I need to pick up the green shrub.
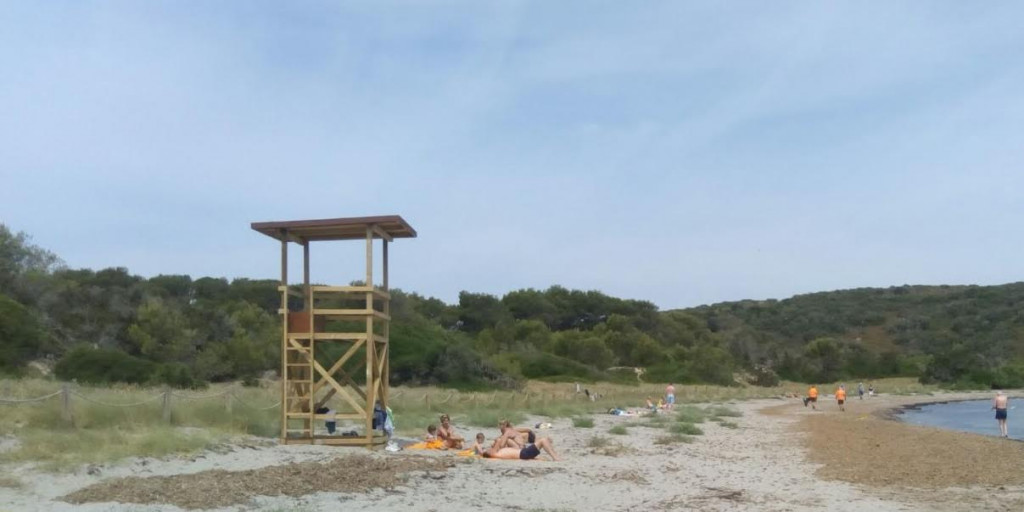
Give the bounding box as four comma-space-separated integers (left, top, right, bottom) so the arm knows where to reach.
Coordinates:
654, 434, 694, 445
572, 416, 594, 428
705, 406, 741, 418
54, 347, 206, 389
674, 406, 706, 423
151, 363, 206, 389
669, 423, 703, 436
517, 352, 604, 381
55, 347, 155, 385
608, 425, 628, 435
0, 294, 46, 371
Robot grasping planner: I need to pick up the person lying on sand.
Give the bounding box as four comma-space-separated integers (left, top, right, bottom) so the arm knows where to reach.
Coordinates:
482, 435, 561, 461
437, 414, 464, 449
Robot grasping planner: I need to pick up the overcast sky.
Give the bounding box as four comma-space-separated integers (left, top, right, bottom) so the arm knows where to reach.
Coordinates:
2, 2, 1022, 309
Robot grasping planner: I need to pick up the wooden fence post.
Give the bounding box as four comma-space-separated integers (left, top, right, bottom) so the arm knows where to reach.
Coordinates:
61, 384, 73, 426
162, 386, 172, 423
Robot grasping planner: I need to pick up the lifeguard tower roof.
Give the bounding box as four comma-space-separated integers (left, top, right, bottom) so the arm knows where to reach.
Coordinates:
251, 215, 417, 242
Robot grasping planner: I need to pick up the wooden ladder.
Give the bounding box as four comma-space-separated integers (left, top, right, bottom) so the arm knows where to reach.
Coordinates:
284, 336, 315, 439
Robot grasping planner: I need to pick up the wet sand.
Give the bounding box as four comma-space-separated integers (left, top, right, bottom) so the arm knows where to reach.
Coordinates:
791, 391, 1024, 511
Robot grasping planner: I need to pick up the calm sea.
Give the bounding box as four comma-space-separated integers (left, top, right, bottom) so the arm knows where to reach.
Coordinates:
898, 399, 1019, 440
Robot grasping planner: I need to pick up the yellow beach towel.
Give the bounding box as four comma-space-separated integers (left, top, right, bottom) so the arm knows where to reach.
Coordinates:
406, 439, 445, 450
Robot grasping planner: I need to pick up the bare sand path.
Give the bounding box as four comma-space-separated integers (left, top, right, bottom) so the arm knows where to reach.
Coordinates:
2, 393, 1022, 511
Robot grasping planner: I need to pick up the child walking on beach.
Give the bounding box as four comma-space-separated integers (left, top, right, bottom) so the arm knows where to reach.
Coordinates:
804, 385, 818, 410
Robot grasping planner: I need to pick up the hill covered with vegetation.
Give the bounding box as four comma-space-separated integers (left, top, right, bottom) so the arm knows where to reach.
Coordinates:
2, 223, 1022, 389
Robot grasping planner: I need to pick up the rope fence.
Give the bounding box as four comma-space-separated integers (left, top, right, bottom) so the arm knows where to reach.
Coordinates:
0, 384, 283, 426
0, 390, 62, 404
69, 391, 165, 408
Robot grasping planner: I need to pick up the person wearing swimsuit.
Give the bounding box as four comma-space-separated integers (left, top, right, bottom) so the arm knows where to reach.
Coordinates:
993, 391, 1009, 438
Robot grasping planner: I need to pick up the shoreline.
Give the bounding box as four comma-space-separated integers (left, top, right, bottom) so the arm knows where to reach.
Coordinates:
794, 390, 1024, 509
875, 392, 1022, 424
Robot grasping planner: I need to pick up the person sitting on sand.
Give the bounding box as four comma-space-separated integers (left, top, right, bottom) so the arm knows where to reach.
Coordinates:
646, 397, 656, 412
471, 433, 487, 455
425, 424, 439, 441
482, 434, 561, 461
993, 390, 1010, 438
835, 385, 847, 412
437, 414, 464, 449
497, 420, 535, 448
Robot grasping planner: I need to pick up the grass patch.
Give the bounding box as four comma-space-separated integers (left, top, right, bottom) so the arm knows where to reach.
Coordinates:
641, 415, 670, 428
462, 409, 526, 429
0, 427, 215, 469
608, 425, 628, 435
572, 416, 594, 428
586, 435, 630, 456
674, 406, 707, 423
716, 420, 739, 429
654, 434, 694, 445
705, 406, 742, 419
669, 422, 704, 436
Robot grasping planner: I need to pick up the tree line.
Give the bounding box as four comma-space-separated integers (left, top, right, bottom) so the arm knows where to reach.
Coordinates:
2, 223, 1023, 389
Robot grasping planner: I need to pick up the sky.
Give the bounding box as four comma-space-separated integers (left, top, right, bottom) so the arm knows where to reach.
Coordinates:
2, 2, 1023, 310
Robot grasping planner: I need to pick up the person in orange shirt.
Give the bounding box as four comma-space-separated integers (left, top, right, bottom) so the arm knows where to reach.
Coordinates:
836, 385, 847, 412
804, 385, 819, 410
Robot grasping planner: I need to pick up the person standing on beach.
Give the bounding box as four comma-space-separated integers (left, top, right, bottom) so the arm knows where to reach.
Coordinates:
858, 382, 865, 400
993, 390, 1009, 438
835, 385, 847, 412
666, 383, 676, 409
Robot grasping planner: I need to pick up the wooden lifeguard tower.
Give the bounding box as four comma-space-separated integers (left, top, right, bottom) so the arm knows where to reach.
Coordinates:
251, 215, 416, 445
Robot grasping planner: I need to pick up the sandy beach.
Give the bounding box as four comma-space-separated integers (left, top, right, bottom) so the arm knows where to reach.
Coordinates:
2, 392, 1023, 512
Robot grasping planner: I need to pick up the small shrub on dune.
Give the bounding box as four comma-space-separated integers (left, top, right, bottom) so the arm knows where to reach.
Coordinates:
706, 406, 742, 418
654, 434, 694, 445
608, 425, 628, 435
674, 406, 706, 424
572, 416, 595, 428
587, 435, 630, 456
669, 422, 703, 436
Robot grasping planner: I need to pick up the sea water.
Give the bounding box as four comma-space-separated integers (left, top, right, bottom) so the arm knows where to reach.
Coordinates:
898, 399, 1019, 440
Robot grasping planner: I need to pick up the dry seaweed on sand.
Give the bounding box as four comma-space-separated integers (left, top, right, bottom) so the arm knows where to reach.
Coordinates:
62, 455, 460, 509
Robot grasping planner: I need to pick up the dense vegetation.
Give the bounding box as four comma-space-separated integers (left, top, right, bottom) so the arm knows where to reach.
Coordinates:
1, 224, 1022, 389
